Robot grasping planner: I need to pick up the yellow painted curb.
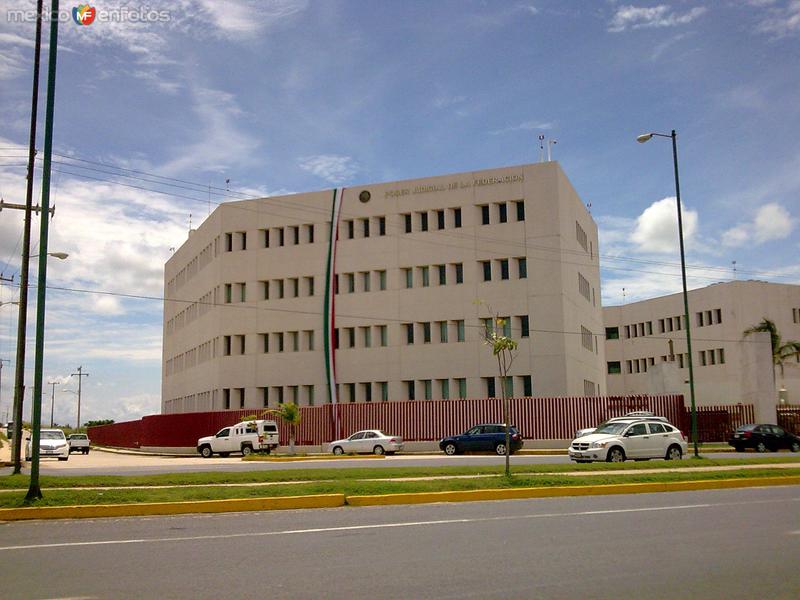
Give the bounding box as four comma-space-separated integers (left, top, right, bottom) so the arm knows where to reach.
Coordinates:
0, 494, 345, 522
345, 476, 800, 506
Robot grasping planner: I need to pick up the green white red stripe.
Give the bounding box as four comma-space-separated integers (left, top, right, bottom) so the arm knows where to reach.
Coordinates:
323, 187, 343, 438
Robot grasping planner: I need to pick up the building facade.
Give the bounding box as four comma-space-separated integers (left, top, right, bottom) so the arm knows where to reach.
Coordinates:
603, 280, 800, 421
162, 162, 605, 414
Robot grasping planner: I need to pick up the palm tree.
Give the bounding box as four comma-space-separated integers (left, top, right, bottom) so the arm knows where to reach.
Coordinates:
743, 318, 800, 386
264, 403, 302, 455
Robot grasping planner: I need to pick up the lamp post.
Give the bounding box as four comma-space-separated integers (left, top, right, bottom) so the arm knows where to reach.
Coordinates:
637, 129, 698, 457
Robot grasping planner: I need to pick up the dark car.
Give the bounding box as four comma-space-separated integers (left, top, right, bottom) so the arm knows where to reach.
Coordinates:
439, 424, 523, 456
728, 424, 800, 453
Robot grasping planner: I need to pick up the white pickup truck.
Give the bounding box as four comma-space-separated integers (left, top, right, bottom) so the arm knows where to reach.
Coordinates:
67, 433, 91, 454
197, 419, 280, 458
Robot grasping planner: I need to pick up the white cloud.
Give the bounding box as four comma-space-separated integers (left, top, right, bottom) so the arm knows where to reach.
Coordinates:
489, 120, 554, 135
298, 154, 358, 184
631, 197, 698, 253
755, 0, 800, 37
608, 4, 707, 33
721, 202, 795, 247
193, 0, 308, 38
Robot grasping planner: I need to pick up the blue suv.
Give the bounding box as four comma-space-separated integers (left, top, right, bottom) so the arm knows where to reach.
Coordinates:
439, 424, 523, 455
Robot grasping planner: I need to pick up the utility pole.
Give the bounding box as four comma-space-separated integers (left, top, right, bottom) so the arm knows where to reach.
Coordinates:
47, 380, 57, 427
70, 366, 89, 430
12, 0, 44, 476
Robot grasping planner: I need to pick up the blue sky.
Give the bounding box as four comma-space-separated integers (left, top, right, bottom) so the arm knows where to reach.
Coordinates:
0, 0, 798, 424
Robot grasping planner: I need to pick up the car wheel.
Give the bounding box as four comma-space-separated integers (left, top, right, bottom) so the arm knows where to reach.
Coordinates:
241, 445, 253, 457
791, 441, 800, 453
666, 445, 682, 460
333, 446, 344, 456
372, 445, 385, 455
606, 447, 626, 462
495, 443, 507, 456
200, 445, 213, 458
443, 443, 457, 456
756, 442, 768, 453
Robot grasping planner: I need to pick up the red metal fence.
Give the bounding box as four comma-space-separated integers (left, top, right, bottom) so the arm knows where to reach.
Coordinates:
90, 394, 687, 448
777, 405, 800, 435
679, 404, 756, 443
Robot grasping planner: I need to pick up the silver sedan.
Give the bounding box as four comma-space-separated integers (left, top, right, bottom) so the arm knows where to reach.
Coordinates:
327, 430, 404, 455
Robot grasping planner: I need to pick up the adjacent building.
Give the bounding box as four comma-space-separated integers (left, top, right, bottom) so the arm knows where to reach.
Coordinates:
162, 161, 605, 414
603, 280, 800, 422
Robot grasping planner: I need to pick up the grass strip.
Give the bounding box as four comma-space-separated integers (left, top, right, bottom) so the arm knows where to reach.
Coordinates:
0, 467, 797, 509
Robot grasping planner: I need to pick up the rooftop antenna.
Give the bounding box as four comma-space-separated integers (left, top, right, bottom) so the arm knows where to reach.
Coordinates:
547, 138, 558, 161
225, 178, 230, 192
188, 213, 192, 231
732, 260, 737, 280
538, 134, 545, 162
622, 287, 626, 305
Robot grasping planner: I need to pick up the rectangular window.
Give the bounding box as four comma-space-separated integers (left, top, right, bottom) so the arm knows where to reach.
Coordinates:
423, 379, 432, 400
261, 333, 269, 353
578, 273, 591, 301
304, 330, 315, 351
696, 311, 704, 327
607, 361, 622, 374
362, 326, 371, 348
498, 202, 508, 223
606, 326, 619, 340
223, 388, 231, 409
380, 381, 388, 401
436, 209, 445, 230
347, 383, 356, 403
453, 207, 462, 228
362, 271, 370, 292
277, 280, 284, 299
501, 317, 511, 338
261, 229, 270, 248
440, 379, 450, 400
403, 213, 412, 233
290, 331, 299, 352
346, 220, 354, 240
456, 320, 465, 342
481, 260, 491, 282
437, 264, 446, 285
405, 323, 415, 345
718, 348, 725, 364
455, 263, 464, 284
379, 325, 388, 347
289, 278, 299, 298
223, 335, 231, 356
347, 273, 355, 293
423, 322, 431, 344
439, 321, 448, 343
278, 228, 285, 247
421, 266, 430, 287
276, 332, 284, 352
484, 377, 496, 398
519, 315, 530, 338
305, 385, 315, 406
700, 350, 707, 366
347, 327, 355, 348
379, 216, 386, 236
522, 375, 532, 396
261, 280, 270, 300
406, 380, 415, 400
225, 232, 233, 252
362, 218, 370, 238
515, 200, 525, 221
363, 382, 372, 403
333, 274, 339, 295
404, 268, 413, 289
306, 224, 314, 243
457, 378, 467, 399
517, 257, 527, 279
581, 326, 593, 351
714, 308, 722, 324
480, 205, 490, 225
305, 276, 315, 297
500, 259, 509, 280
224, 283, 232, 304
378, 270, 387, 290
291, 226, 299, 245
419, 212, 428, 232
576, 221, 588, 251
261, 387, 269, 408
647, 321, 653, 336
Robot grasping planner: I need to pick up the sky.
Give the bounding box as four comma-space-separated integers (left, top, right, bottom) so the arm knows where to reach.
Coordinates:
0, 0, 798, 425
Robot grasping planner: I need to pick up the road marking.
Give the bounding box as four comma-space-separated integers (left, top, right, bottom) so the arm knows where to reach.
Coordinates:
1, 496, 797, 552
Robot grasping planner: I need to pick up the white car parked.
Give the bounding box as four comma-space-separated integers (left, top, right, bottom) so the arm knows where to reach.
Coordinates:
25, 429, 70, 461
328, 430, 403, 455
569, 419, 687, 463
573, 411, 670, 439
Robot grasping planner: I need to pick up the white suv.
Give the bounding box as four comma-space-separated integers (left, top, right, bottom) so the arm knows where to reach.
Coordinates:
569, 419, 687, 463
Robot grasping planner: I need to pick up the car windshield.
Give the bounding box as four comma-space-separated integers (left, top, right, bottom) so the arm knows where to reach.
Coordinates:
593, 422, 629, 435
41, 431, 65, 440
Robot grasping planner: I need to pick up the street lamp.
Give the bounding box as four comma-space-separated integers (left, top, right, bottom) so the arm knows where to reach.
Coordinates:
637, 129, 699, 458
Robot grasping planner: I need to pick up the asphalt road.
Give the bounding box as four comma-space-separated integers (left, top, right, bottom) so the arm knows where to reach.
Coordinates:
1, 486, 798, 599
2, 448, 779, 477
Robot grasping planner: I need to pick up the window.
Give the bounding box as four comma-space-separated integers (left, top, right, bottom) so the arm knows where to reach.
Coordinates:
261, 333, 269, 353
578, 273, 591, 301
696, 311, 704, 327
421, 266, 430, 287
290, 331, 299, 352
347, 383, 356, 402
403, 213, 412, 233
379, 325, 388, 347
333, 274, 339, 295
519, 315, 529, 338
440, 379, 450, 400
714, 308, 722, 324
225, 232, 233, 252
278, 228, 285, 247
406, 380, 415, 400
404, 268, 413, 289
607, 361, 621, 374
439, 321, 448, 343
719, 348, 725, 364
576, 221, 588, 251
277, 280, 284, 299
304, 276, 315, 297
498, 203, 507, 223
455, 262, 464, 284
362, 326, 371, 348
700, 350, 707, 366
291, 226, 299, 245
261, 280, 270, 300
457, 378, 467, 399
453, 207, 462, 228
305, 385, 315, 406
515, 200, 525, 221
362, 271, 370, 292
501, 317, 511, 338
480, 204, 490, 225
581, 326, 593, 351
583, 380, 596, 396
224, 283, 232, 304
456, 320, 465, 342
422, 321, 431, 343
346, 220, 354, 239
362, 218, 370, 238
223, 335, 231, 356
379, 216, 386, 236
346, 327, 355, 348
306, 224, 314, 243
363, 382, 372, 402
380, 381, 388, 401
289, 278, 299, 298
517, 257, 527, 279
484, 377, 496, 398
522, 375, 532, 396
276, 332, 284, 352
502, 376, 513, 397
481, 260, 491, 282
437, 264, 446, 285
606, 326, 619, 340
423, 379, 432, 400
347, 273, 355, 293
419, 212, 428, 232
304, 330, 314, 351
405, 323, 414, 345
436, 209, 445, 230
378, 270, 387, 290
500, 259, 509, 280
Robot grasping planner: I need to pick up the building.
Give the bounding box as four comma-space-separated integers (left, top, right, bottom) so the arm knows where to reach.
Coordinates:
162, 161, 605, 414
603, 280, 800, 422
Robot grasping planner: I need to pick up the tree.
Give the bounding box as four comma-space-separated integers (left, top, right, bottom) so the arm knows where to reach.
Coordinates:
743, 318, 800, 388
482, 314, 518, 477
264, 403, 302, 455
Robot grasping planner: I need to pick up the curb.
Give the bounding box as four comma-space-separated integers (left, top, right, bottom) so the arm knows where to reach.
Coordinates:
0, 493, 345, 521
345, 475, 800, 506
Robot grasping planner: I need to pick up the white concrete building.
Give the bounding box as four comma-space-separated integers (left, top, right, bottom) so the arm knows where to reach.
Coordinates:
162, 162, 605, 414
603, 280, 800, 423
